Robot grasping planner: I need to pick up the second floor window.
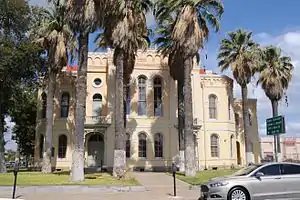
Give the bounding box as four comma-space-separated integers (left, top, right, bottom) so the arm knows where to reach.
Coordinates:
138, 76, 147, 116
228, 96, 231, 120
209, 94, 217, 119
60, 92, 70, 118
92, 93, 102, 116
235, 113, 239, 126
153, 77, 163, 117
126, 84, 130, 115
41, 92, 47, 118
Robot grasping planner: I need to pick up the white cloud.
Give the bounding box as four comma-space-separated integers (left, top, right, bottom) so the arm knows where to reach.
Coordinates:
205, 30, 300, 137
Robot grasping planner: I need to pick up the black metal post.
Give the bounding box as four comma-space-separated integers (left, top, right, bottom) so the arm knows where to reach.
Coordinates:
171, 163, 177, 197
12, 162, 19, 199
173, 171, 177, 196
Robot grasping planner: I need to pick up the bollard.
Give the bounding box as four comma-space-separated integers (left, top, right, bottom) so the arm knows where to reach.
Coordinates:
12, 162, 19, 199
171, 162, 177, 197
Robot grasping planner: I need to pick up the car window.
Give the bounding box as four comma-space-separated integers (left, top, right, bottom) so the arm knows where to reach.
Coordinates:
258, 164, 280, 176
282, 164, 300, 175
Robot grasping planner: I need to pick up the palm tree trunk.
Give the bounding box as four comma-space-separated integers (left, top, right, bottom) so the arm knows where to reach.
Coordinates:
241, 85, 252, 165
113, 49, 126, 178
71, 33, 88, 183
0, 88, 7, 173
183, 57, 195, 177
272, 100, 281, 162
177, 79, 185, 172
42, 71, 56, 173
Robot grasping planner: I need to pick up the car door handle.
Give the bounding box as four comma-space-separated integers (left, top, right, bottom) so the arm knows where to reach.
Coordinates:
274, 177, 281, 179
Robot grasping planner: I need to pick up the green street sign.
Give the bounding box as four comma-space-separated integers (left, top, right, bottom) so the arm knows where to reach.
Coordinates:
266, 115, 286, 135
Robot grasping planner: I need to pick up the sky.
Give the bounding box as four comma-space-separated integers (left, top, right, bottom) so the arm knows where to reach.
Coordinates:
5, 0, 300, 150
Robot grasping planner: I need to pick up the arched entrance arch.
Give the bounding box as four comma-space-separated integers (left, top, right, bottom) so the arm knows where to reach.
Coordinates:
87, 132, 104, 167
236, 141, 241, 165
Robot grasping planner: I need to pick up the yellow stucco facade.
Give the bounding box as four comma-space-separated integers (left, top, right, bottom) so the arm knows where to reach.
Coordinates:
34, 49, 261, 171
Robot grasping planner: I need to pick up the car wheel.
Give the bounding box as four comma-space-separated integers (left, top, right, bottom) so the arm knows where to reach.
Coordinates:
228, 187, 249, 200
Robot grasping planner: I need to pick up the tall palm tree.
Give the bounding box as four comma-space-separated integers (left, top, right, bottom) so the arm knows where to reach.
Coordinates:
257, 46, 293, 162
96, 0, 152, 178
65, 0, 99, 182
154, 0, 223, 176
34, 0, 75, 173
218, 29, 260, 165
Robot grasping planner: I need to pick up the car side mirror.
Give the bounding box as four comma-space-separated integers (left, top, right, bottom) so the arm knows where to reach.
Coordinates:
255, 172, 264, 178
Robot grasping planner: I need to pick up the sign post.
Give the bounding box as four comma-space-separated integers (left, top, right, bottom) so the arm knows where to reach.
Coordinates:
266, 116, 286, 162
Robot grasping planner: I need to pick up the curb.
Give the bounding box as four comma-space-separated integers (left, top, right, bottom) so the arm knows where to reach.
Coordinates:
0, 186, 147, 193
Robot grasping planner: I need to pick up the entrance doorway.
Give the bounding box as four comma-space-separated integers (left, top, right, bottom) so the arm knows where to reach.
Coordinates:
236, 141, 241, 165
87, 133, 104, 167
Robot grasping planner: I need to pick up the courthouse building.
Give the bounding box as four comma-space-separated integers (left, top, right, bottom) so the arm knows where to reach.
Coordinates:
34, 49, 261, 171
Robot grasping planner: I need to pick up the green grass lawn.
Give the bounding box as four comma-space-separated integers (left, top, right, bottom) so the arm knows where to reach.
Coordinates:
0, 171, 140, 186
174, 169, 239, 185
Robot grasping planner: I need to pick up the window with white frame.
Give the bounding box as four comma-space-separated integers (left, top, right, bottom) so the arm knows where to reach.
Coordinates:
211, 134, 219, 157
154, 133, 163, 157
138, 132, 147, 158
138, 76, 147, 116
209, 94, 217, 119
153, 77, 163, 117
92, 93, 102, 116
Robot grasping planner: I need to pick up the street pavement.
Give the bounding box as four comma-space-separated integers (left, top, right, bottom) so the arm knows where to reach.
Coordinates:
0, 173, 200, 200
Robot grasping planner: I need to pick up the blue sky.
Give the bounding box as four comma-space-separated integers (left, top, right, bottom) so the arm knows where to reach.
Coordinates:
5, 0, 300, 150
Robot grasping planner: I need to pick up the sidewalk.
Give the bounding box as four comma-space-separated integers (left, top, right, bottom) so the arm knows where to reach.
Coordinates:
132, 172, 200, 199
0, 173, 200, 200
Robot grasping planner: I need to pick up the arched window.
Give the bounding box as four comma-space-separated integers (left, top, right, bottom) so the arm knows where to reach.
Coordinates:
249, 112, 252, 126
209, 94, 217, 119
235, 113, 239, 126
39, 134, 44, 158
210, 134, 219, 157
138, 133, 147, 158
58, 135, 67, 158
41, 93, 47, 118
228, 96, 231, 120
92, 93, 102, 116
153, 76, 163, 117
230, 135, 234, 158
60, 92, 70, 118
126, 84, 131, 115
138, 76, 147, 116
126, 133, 131, 158
154, 133, 163, 158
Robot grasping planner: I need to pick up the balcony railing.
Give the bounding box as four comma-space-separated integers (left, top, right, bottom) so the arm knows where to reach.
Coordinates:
85, 116, 112, 125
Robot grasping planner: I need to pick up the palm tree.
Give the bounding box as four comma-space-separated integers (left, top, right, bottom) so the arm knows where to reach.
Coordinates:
65, 0, 99, 182
154, 0, 223, 176
257, 46, 293, 162
34, 0, 75, 173
218, 29, 260, 165
96, 0, 152, 178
